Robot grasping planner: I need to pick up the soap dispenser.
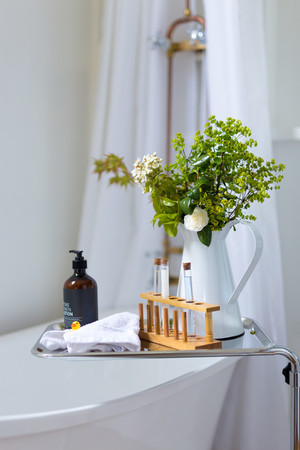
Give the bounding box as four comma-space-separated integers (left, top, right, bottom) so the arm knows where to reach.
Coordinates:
63, 250, 98, 329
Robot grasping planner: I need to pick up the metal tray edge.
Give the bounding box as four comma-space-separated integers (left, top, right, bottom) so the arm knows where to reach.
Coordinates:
31, 317, 275, 359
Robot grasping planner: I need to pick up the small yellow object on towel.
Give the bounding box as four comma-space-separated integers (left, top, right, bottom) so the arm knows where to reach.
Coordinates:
71, 321, 81, 330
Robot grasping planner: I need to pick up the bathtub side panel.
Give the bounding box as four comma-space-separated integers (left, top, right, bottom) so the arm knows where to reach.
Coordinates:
0, 361, 237, 450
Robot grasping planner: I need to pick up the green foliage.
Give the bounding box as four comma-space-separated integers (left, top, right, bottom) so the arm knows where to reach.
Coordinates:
93, 153, 134, 187
94, 116, 285, 246
150, 116, 285, 243
198, 225, 212, 247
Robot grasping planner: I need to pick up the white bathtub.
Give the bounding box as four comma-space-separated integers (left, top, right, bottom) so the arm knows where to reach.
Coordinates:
0, 320, 238, 450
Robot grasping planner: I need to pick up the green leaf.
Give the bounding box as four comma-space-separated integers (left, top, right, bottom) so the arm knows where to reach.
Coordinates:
153, 212, 177, 220
195, 177, 213, 187
153, 212, 178, 227
158, 218, 173, 227
179, 197, 194, 215
164, 223, 178, 237
197, 225, 212, 247
161, 198, 177, 207
152, 195, 160, 213
188, 173, 197, 182
187, 187, 200, 201
190, 155, 210, 170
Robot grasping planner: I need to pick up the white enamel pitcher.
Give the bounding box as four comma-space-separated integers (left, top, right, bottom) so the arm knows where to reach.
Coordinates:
177, 220, 263, 340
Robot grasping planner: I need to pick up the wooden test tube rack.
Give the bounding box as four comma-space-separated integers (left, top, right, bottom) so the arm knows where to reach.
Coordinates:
138, 292, 222, 350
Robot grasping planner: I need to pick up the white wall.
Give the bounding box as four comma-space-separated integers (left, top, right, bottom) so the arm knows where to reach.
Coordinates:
264, 0, 300, 140
273, 141, 300, 355
0, 1, 100, 334
264, 0, 300, 354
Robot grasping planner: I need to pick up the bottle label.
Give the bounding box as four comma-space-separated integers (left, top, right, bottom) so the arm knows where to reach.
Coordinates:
63, 288, 98, 329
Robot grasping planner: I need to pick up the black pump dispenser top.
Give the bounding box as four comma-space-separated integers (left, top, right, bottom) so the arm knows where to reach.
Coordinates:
69, 250, 87, 270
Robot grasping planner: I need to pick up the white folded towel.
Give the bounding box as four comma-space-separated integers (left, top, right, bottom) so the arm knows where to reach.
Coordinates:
40, 312, 141, 353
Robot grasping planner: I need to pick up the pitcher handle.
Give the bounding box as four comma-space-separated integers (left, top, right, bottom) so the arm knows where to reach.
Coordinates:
227, 220, 263, 306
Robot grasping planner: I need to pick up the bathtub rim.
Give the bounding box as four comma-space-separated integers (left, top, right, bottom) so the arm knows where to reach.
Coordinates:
0, 356, 238, 439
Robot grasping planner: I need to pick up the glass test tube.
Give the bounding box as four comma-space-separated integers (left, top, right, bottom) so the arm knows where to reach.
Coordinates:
161, 259, 171, 327
161, 259, 169, 298
183, 262, 195, 335
153, 258, 162, 323
153, 258, 161, 294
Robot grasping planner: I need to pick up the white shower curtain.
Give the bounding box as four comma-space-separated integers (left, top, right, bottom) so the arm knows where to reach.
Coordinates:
79, 0, 201, 310
79, 0, 289, 448
203, 1, 289, 449
79, 0, 168, 310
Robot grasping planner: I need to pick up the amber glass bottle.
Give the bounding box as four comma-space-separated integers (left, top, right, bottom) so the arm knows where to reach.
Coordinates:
63, 250, 98, 329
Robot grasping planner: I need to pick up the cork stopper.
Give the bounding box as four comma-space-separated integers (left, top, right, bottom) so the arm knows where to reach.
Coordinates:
154, 258, 161, 265
161, 259, 169, 265
183, 262, 191, 270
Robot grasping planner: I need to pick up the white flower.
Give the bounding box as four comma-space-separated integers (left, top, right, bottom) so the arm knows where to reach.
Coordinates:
131, 152, 162, 189
184, 207, 209, 232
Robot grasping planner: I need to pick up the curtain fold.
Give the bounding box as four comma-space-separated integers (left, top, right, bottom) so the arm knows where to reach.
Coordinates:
202, 1, 289, 448
79, 0, 200, 310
